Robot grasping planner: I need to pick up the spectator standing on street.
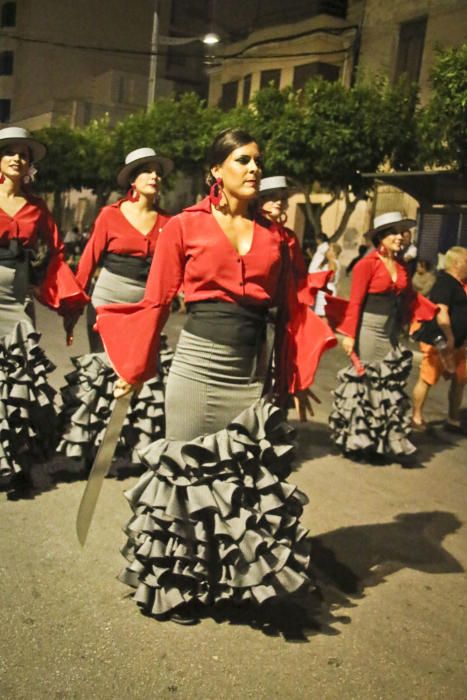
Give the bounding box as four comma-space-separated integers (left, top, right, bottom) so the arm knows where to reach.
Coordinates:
412, 246, 467, 434
412, 259, 436, 296
314, 243, 342, 318
329, 211, 437, 467
401, 228, 418, 276
308, 232, 329, 272
0, 127, 88, 484
58, 147, 174, 468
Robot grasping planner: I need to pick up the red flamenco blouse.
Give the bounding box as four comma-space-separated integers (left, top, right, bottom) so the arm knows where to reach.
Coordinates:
75, 200, 171, 292
0, 196, 88, 310
96, 197, 336, 393
336, 250, 437, 338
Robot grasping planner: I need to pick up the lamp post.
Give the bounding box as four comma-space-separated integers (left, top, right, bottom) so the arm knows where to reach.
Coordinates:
146, 0, 159, 111
146, 2, 220, 111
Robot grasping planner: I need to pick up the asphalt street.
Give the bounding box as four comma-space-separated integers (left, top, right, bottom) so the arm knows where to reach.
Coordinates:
1, 304, 466, 700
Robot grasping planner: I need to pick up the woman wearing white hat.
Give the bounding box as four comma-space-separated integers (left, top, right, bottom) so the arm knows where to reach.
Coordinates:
329, 211, 437, 466
0, 126, 88, 483
93, 129, 337, 626
58, 147, 174, 468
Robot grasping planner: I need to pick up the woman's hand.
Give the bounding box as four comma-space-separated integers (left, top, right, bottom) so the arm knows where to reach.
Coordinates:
342, 336, 355, 357
114, 377, 140, 399
293, 388, 321, 422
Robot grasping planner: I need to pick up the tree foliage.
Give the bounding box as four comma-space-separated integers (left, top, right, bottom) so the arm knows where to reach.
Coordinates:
249, 78, 420, 239
419, 43, 467, 174
30, 43, 466, 234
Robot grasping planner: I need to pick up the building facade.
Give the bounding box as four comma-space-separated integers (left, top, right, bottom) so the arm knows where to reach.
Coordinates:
0, 0, 211, 128
205, 0, 467, 253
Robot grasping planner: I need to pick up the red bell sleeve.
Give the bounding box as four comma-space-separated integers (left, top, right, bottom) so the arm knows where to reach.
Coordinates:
34, 201, 89, 312
96, 217, 184, 384
274, 237, 337, 404
336, 255, 374, 337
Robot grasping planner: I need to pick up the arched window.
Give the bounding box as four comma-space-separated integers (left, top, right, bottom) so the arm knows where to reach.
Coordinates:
1, 2, 16, 28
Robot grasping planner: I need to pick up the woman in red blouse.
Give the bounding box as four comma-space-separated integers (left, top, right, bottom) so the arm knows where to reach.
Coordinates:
95, 129, 336, 626
329, 211, 437, 466
58, 147, 174, 467
0, 127, 88, 483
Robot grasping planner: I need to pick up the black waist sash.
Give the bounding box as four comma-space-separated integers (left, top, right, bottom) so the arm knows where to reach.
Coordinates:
363, 292, 404, 337
185, 300, 276, 384
103, 253, 151, 281
185, 300, 269, 347
0, 239, 30, 302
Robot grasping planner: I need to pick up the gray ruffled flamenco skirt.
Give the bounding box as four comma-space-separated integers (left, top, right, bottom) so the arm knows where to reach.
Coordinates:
58, 269, 173, 463
120, 398, 312, 617
119, 330, 313, 618
329, 311, 415, 457
0, 320, 56, 477
57, 339, 173, 463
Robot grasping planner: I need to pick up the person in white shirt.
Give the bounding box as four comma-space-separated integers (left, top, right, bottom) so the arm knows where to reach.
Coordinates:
308, 233, 329, 272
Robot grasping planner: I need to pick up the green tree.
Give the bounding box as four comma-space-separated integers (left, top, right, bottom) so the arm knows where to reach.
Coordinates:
419, 43, 467, 174
250, 78, 420, 240
33, 121, 82, 221
79, 116, 122, 209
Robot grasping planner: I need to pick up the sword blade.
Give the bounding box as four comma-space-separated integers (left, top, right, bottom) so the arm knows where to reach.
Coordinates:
76, 391, 133, 546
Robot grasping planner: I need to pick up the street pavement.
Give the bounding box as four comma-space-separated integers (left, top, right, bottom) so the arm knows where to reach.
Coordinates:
1, 304, 466, 700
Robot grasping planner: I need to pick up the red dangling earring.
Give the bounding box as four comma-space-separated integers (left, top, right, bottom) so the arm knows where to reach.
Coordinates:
0, 173, 5, 184
126, 187, 140, 202
209, 177, 223, 206
378, 243, 389, 257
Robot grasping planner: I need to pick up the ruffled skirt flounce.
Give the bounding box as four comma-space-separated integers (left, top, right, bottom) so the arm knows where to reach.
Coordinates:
119, 398, 313, 618
57, 337, 173, 463
0, 320, 56, 476
329, 347, 415, 457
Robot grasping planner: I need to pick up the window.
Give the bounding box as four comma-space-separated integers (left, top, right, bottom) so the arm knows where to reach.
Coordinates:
293, 62, 339, 89
260, 69, 281, 89
1, 1, 16, 27
220, 80, 238, 110
0, 50, 14, 75
242, 74, 252, 105
0, 99, 11, 122
395, 16, 427, 83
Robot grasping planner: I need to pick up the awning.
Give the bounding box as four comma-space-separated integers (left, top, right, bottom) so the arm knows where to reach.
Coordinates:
362, 171, 467, 206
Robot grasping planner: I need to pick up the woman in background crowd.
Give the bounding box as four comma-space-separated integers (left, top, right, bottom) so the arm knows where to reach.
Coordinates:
329, 211, 437, 467
0, 127, 87, 483
58, 147, 174, 468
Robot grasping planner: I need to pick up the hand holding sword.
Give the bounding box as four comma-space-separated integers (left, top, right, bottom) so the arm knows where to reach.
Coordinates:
76, 375, 142, 546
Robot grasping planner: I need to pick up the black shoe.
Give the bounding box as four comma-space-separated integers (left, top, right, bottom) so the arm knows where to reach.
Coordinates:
167, 603, 200, 625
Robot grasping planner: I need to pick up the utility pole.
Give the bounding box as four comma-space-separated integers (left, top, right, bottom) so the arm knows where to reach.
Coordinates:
147, 0, 159, 111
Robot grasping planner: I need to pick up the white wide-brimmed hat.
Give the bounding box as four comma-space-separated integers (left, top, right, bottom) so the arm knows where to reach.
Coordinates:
0, 126, 47, 162
371, 211, 416, 240
259, 175, 288, 194
117, 147, 174, 188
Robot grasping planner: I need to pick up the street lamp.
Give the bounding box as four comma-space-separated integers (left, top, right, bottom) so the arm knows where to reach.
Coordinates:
146, 2, 220, 110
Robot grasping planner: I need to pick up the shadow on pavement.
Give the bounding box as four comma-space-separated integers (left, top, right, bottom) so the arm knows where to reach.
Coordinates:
203, 511, 463, 642
291, 420, 466, 468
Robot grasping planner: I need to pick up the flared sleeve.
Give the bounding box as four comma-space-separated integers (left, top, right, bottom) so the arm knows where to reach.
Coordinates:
34, 199, 89, 312
96, 217, 184, 384
274, 233, 337, 403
